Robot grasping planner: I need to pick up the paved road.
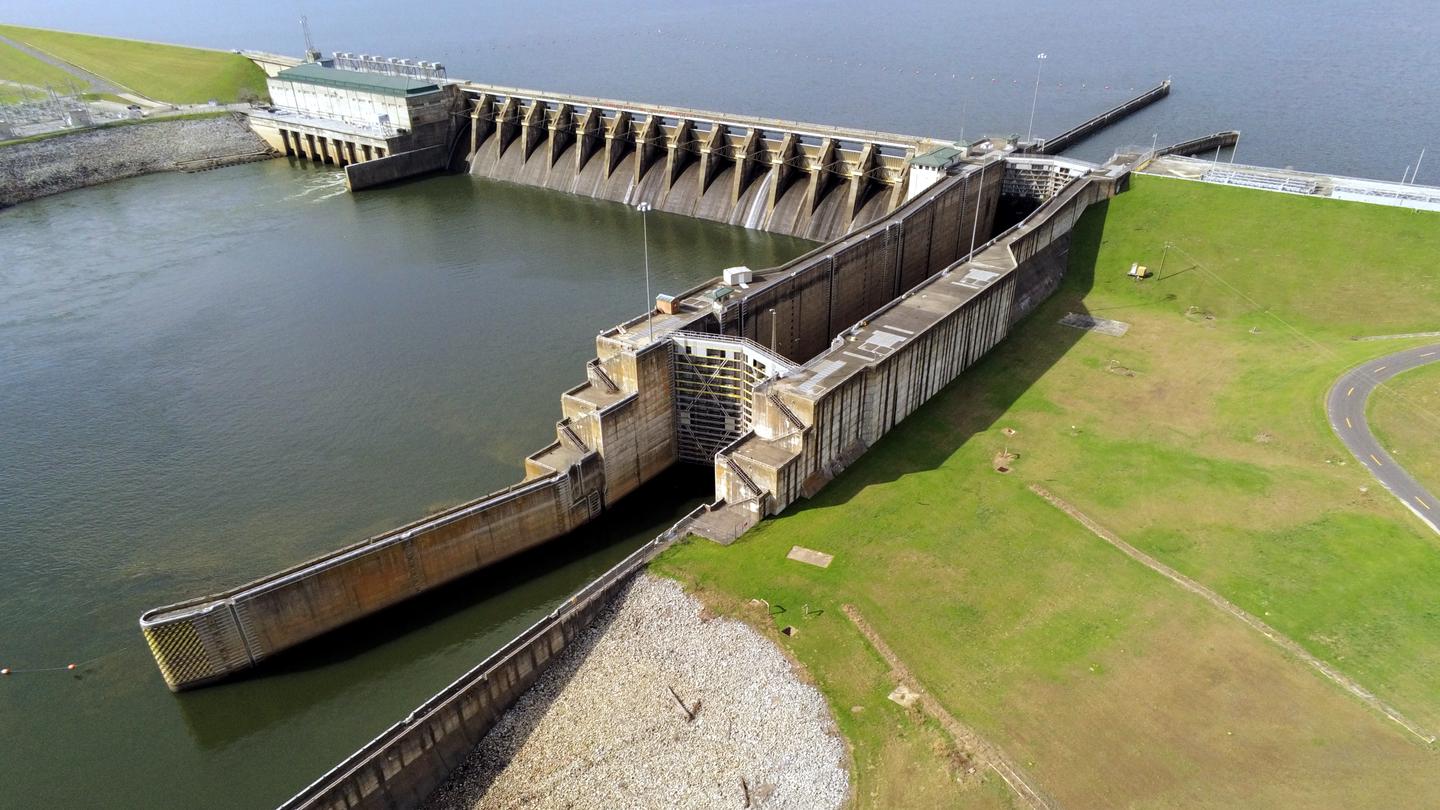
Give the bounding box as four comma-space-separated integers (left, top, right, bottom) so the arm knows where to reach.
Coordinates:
1327, 344, 1440, 535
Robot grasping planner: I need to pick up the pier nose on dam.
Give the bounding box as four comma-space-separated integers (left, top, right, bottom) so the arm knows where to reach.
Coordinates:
463, 88, 941, 242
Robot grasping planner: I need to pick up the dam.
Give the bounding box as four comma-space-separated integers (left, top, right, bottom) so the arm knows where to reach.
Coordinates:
140, 55, 1164, 691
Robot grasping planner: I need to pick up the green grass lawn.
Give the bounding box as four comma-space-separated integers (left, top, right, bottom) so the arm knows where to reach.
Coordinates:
655, 175, 1440, 807
1370, 361, 1440, 496
0, 38, 89, 97
0, 24, 266, 104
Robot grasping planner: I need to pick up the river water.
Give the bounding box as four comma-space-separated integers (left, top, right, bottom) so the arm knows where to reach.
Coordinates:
0, 161, 809, 807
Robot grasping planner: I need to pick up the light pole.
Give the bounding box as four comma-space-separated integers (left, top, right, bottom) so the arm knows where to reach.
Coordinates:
969, 159, 986, 259
1026, 52, 1047, 145
637, 201, 653, 342
1151, 132, 1158, 155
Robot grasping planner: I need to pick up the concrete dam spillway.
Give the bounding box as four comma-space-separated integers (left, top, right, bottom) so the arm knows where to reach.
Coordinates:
462, 87, 946, 242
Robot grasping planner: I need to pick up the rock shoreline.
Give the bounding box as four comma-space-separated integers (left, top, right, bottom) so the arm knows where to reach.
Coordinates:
0, 115, 272, 208
425, 574, 849, 810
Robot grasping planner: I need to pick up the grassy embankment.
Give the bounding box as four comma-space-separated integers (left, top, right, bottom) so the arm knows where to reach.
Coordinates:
0, 38, 82, 103
654, 175, 1440, 808
1370, 361, 1440, 496
0, 24, 266, 104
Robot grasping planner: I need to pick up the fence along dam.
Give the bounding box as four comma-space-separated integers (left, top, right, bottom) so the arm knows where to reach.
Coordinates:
140, 71, 1164, 691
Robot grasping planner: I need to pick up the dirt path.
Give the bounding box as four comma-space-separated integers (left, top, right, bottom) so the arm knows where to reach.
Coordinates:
840, 604, 1056, 810
1028, 483, 1436, 744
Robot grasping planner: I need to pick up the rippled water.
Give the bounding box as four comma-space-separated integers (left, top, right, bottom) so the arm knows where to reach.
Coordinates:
0, 160, 809, 808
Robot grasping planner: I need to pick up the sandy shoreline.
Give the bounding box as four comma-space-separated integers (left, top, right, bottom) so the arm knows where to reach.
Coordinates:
424, 574, 848, 810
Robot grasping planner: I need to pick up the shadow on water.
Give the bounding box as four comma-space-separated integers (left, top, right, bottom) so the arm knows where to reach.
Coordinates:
173, 466, 709, 749
782, 199, 1109, 510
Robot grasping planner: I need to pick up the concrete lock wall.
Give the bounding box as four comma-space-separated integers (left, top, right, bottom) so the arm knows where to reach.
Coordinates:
140, 462, 600, 690
716, 171, 1117, 517
141, 335, 676, 690
277, 507, 709, 810
715, 159, 1005, 362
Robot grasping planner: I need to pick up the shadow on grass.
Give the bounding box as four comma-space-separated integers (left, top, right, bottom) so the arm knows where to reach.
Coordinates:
781, 199, 1111, 515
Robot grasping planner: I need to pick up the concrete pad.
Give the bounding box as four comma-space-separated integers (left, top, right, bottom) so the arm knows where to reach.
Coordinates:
1060, 312, 1130, 337
787, 546, 834, 568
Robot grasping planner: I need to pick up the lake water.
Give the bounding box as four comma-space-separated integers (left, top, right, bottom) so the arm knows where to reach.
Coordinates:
0, 161, 808, 807
10, 0, 1440, 180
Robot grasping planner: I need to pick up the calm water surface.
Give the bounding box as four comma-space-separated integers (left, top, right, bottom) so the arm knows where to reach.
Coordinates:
12, 0, 1440, 179
0, 161, 809, 807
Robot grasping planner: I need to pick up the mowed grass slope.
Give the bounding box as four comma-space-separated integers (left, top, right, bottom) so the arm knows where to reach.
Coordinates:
1370, 361, 1440, 496
655, 175, 1440, 807
0, 38, 85, 101
0, 25, 266, 103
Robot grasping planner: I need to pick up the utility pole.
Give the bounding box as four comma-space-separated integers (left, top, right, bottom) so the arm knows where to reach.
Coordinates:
1412, 148, 1426, 184
969, 160, 986, 258
1026, 53, 1047, 145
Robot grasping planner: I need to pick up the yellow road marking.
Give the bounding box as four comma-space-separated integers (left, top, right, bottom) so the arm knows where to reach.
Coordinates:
1346, 417, 1353, 428
1347, 386, 1356, 397
1418, 497, 1433, 511
1371, 454, 1383, 466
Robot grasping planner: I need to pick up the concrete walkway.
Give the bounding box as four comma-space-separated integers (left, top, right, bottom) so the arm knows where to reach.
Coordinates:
1326, 344, 1440, 536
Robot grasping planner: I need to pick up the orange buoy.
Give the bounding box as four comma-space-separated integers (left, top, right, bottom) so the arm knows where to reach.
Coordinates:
67, 663, 77, 671
1, 668, 9, 675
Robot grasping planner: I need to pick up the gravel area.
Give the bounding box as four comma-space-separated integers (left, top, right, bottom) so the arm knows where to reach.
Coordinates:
425, 574, 849, 810
0, 115, 271, 208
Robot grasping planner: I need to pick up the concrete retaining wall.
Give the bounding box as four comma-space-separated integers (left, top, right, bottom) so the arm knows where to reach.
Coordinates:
714, 159, 1005, 363
140, 460, 602, 690
142, 337, 675, 690
277, 507, 709, 810
717, 171, 1118, 516
345, 145, 448, 191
